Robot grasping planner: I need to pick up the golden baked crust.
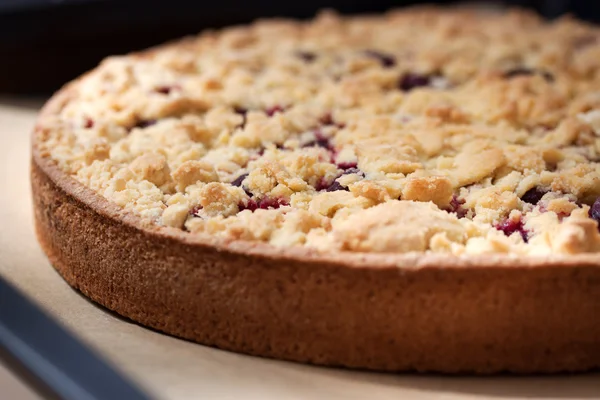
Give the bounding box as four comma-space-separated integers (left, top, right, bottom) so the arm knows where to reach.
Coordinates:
32, 7, 600, 372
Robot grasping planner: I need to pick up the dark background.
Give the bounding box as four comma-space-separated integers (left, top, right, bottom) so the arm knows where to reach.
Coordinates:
0, 0, 597, 94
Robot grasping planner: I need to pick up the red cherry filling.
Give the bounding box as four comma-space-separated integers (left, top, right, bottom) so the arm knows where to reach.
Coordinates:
315, 177, 333, 191
83, 117, 94, 129
445, 195, 468, 218
495, 217, 528, 242
303, 131, 334, 150
319, 113, 345, 129
265, 105, 286, 117
337, 161, 358, 170
239, 197, 289, 212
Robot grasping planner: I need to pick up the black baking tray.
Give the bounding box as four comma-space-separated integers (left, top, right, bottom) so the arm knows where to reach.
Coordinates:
0, 0, 594, 94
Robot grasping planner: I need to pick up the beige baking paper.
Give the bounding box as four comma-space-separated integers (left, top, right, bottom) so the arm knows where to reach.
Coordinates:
0, 97, 599, 400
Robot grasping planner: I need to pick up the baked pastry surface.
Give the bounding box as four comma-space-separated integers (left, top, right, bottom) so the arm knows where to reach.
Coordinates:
32, 7, 600, 372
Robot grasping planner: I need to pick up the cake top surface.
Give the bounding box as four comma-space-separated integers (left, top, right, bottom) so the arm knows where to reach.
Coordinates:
36, 7, 600, 256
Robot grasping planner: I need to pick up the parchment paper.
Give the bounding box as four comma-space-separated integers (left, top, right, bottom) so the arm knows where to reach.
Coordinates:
1, 97, 598, 400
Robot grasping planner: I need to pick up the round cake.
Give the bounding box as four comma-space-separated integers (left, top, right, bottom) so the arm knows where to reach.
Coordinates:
32, 7, 600, 373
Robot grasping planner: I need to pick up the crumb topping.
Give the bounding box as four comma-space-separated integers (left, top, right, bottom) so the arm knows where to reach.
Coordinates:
37, 7, 600, 255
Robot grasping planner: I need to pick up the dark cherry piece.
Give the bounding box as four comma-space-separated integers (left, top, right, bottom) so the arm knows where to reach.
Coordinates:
133, 119, 157, 129
504, 68, 554, 83
398, 73, 433, 91
319, 113, 334, 126
303, 130, 334, 151
154, 85, 175, 95
319, 113, 345, 129
315, 177, 345, 192
231, 173, 248, 187
231, 173, 252, 196
83, 118, 94, 129
314, 178, 330, 191
495, 217, 528, 242
315, 177, 347, 192
541, 71, 555, 82
341, 167, 363, 176
364, 50, 396, 68
317, 168, 364, 192
589, 197, 600, 231
521, 187, 548, 205
446, 195, 468, 219
296, 51, 317, 63
325, 181, 346, 192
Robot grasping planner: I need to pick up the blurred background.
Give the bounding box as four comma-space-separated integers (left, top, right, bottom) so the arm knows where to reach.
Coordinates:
0, 0, 597, 94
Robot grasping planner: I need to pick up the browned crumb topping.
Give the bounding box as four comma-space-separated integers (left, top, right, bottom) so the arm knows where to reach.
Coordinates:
37, 7, 600, 255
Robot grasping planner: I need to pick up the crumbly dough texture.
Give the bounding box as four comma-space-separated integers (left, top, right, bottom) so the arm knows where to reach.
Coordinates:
37, 7, 600, 255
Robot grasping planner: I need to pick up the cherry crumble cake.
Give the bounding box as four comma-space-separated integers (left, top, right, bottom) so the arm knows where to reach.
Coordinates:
32, 7, 600, 372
